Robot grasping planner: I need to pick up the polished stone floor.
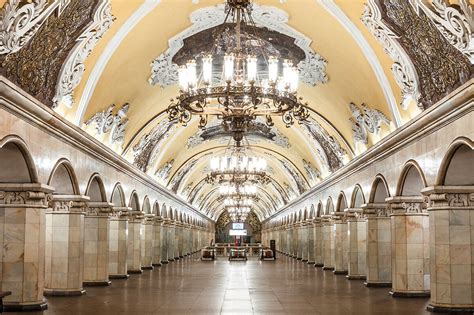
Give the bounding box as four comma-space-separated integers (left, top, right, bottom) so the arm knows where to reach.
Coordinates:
16, 255, 435, 314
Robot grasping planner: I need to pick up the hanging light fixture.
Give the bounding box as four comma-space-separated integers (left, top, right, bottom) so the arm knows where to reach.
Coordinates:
167, 0, 309, 144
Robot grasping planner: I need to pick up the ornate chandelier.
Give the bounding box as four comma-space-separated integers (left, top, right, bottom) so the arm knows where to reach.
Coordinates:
224, 195, 253, 222
219, 183, 258, 196
167, 0, 309, 143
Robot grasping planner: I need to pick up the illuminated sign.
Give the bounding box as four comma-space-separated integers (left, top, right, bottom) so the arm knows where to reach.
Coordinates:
229, 229, 247, 236
232, 222, 244, 230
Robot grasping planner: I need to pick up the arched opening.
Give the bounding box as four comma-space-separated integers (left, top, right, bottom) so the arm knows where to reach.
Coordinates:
316, 202, 323, 217
161, 204, 168, 218
85, 174, 107, 202
309, 204, 316, 218
47, 160, 79, 195
0, 137, 37, 183
336, 192, 348, 212
110, 183, 126, 207
142, 196, 151, 214
440, 142, 474, 186
326, 197, 334, 214
350, 185, 365, 208
153, 202, 160, 215
129, 191, 140, 210
397, 161, 427, 196
369, 175, 390, 203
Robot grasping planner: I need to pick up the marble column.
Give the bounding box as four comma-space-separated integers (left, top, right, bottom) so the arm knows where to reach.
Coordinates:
314, 218, 323, 267
177, 223, 184, 258
387, 196, 430, 297
152, 216, 162, 267
322, 215, 334, 270
108, 207, 129, 279
333, 212, 349, 275
285, 226, 291, 255
127, 211, 143, 274
83, 202, 112, 286
160, 219, 169, 263
300, 223, 307, 261
141, 214, 155, 270
306, 219, 315, 265
0, 184, 52, 311
422, 186, 474, 312
44, 194, 88, 296
363, 203, 392, 287
345, 208, 367, 280
173, 222, 180, 260
294, 225, 300, 259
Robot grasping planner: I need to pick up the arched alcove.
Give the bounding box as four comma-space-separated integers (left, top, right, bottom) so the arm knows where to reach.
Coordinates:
161, 204, 168, 217
336, 192, 348, 212
48, 159, 79, 195
350, 185, 365, 208
316, 202, 323, 217
142, 196, 151, 214
397, 161, 427, 196
0, 137, 37, 183
85, 174, 107, 202
326, 197, 334, 214
153, 202, 160, 215
110, 183, 126, 207
440, 142, 474, 186
129, 191, 140, 210
369, 175, 390, 203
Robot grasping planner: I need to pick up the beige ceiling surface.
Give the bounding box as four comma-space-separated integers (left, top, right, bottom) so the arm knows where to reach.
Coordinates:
53, 0, 426, 220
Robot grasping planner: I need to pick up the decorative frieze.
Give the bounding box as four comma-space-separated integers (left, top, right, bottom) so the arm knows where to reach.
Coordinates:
423, 186, 474, 208
53, 0, 114, 108
385, 196, 427, 214
362, 202, 389, 217
350, 102, 391, 145
48, 195, 89, 213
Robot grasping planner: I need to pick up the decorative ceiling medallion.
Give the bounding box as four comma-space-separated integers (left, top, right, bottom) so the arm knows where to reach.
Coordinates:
53, 0, 114, 109
85, 102, 129, 149
349, 102, 390, 145
410, 0, 473, 64
0, 0, 70, 55
149, 4, 328, 87
132, 119, 177, 172
362, 0, 420, 110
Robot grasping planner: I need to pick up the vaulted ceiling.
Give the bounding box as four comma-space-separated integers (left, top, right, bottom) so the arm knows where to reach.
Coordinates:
1, 0, 471, 221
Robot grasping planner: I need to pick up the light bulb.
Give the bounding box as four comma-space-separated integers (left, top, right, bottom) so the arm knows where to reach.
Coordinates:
247, 55, 257, 82
186, 60, 197, 88
202, 55, 213, 84
178, 66, 188, 89
210, 157, 219, 171
224, 54, 234, 81
290, 67, 298, 92
268, 57, 278, 82
283, 60, 293, 88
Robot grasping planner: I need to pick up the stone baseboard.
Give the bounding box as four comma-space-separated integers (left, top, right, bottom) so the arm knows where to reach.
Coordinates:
127, 269, 143, 274
322, 266, 335, 270
109, 274, 129, 279
314, 263, 324, 267
426, 304, 474, 313
334, 270, 348, 275
307, 261, 315, 265
364, 282, 391, 287
83, 280, 111, 286
302, 259, 308, 262
346, 275, 366, 280
3, 301, 48, 312
152, 263, 162, 267
161, 260, 169, 264
390, 290, 430, 298
141, 266, 154, 270
44, 289, 86, 296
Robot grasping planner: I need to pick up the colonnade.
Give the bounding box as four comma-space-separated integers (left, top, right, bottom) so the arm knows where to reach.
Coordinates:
262, 138, 474, 313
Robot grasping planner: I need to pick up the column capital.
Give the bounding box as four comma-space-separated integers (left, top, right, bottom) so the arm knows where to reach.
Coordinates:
362, 203, 388, 217
86, 201, 114, 216
422, 185, 474, 209
0, 183, 54, 208
49, 194, 90, 213
110, 206, 132, 219
385, 196, 427, 215
344, 207, 364, 220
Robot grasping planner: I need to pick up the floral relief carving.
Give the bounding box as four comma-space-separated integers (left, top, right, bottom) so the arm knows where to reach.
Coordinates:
350, 102, 391, 145
426, 192, 474, 208
0, 0, 101, 107
0, 0, 70, 55
410, 0, 473, 63
53, 0, 114, 108
85, 103, 129, 148
0, 191, 50, 205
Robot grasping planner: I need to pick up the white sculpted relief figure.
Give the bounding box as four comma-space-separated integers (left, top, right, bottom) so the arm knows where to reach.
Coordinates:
410, 0, 473, 63
350, 102, 390, 145
53, 0, 114, 108
85, 102, 129, 148
0, 0, 71, 55
149, 4, 328, 87
362, 0, 420, 109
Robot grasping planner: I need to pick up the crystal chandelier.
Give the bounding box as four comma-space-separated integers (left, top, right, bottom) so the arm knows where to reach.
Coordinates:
167, 0, 309, 143
205, 145, 269, 185
219, 183, 258, 196
227, 205, 251, 222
